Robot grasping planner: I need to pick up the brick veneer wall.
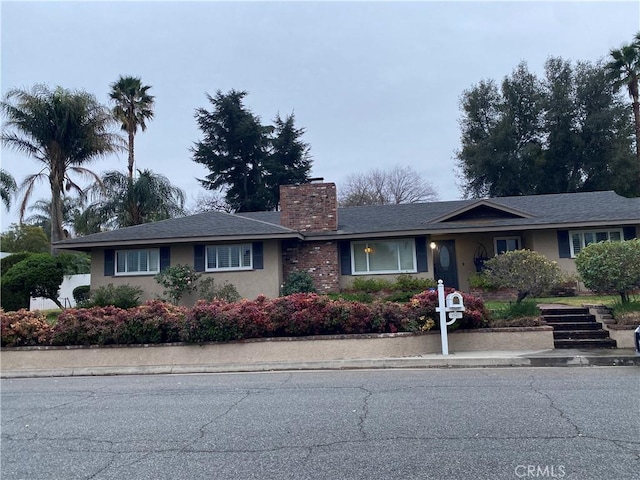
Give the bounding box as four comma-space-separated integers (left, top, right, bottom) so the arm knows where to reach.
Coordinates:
282, 239, 340, 293
280, 183, 337, 232
470, 287, 518, 302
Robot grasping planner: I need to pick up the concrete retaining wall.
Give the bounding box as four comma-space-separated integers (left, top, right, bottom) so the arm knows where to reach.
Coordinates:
607, 327, 637, 349
0, 328, 554, 376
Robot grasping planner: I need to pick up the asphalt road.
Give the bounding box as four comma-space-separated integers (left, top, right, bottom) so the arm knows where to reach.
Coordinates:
2, 367, 639, 480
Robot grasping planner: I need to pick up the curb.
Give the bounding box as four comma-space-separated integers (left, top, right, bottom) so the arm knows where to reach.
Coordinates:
2, 353, 638, 378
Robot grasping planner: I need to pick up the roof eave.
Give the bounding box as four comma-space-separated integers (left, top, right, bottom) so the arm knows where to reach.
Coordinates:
53, 232, 304, 250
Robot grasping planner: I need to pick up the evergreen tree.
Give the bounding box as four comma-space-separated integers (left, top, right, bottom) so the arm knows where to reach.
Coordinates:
457, 59, 639, 198
192, 90, 312, 212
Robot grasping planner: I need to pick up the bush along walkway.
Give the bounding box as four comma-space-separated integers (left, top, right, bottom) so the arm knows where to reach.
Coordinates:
539, 305, 616, 349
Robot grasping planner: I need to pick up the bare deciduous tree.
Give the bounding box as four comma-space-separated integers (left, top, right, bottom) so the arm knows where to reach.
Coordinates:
188, 190, 234, 214
338, 165, 438, 207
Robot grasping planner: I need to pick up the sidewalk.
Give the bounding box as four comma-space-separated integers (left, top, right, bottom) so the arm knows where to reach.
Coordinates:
2, 348, 638, 379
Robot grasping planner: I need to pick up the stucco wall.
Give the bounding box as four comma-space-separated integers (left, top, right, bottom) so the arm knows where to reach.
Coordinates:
91, 240, 282, 304
0, 327, 554, 377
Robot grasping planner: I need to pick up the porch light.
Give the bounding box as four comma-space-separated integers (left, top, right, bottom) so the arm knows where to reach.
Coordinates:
430, 242, 437, 250
364, 246, 373, 254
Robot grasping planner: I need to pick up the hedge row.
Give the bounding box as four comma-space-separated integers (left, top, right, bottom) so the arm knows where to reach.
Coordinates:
1, 290, 490, 347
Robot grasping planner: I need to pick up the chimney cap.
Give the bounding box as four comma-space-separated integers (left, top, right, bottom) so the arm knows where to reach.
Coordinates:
308, 177, 324, 183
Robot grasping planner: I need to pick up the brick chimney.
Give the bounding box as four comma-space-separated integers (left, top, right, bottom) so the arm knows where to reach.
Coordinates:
280, 182, 338, 232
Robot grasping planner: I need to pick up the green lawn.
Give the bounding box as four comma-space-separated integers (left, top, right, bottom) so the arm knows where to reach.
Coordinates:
484, 295, 621, 311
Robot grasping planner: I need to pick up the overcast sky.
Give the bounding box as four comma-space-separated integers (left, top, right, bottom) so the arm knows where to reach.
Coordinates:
1, 0, 638, 232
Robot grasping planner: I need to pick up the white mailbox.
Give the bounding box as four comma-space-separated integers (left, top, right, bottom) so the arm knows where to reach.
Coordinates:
445, 292, 465, 311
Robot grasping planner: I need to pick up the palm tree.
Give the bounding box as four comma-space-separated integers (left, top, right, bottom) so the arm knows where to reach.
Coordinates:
607, 35, 640, 162
23, 196, 85, 240
89, 169, 185, 229
0, 168, 17, 210
109, 76, 155, 179
0, 85, 121, 248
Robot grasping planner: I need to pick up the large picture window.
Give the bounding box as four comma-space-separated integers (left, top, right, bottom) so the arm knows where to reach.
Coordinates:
116, 249, 160, 275
570, 229, 623, 257
206, 244, 252, 271
351, 239, 416, 274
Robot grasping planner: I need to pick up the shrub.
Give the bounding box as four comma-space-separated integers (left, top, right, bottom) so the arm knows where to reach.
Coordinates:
182, 300, 242, 343
72, 285, 91, 304
1, 253, 34, 311
351, 277, 392, 292
393, 274, 436, 292
576, 239, 640, 304
281, 271, 316, 296
369, 301, 422, 333
613, 312, 640, 327
0, 252, 33, 274
483, 250, 562, 303
117, 301, 187, 344
487, 316, 546, 328
327, 291, 374, 303
83, 284, 143, 309
468, 272, 496, 290
52, 301, 188, 346
155, 265, 201, 305
1, 309, 53, 347
52, 306, 129, 346
198, 277, 241, 303
2, 253, 65, 310
408, 289, 490, 330
490, 300, 541, 321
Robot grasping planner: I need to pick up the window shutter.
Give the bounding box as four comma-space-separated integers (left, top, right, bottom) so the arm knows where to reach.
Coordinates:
160, 247, 170, 271
104, 249, 115, 276
623, 226, 636, 240
339, 240, 352, 275
252, 242, 264, 269
557, 231, 571, 258
416, 236, 428, 272
194, 245, 205, 272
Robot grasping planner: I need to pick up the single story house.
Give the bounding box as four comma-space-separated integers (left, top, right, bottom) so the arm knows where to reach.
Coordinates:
55, 182, 640, 304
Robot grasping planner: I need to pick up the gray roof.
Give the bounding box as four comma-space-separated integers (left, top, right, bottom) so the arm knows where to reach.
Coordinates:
242, 191, 640, 236
56, 190, 639, 249
56, 210, 300, 249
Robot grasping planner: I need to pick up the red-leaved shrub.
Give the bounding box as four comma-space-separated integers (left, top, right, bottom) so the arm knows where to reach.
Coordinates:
116, 300, 187, 344
1, 309, 53, 347
408, 289, 490, 330
52, 305, 129, 346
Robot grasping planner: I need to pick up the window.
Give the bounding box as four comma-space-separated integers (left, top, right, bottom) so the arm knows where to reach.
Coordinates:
351, 239, 416, 274
115, 249, 159, 275
494, 236, 521, 255
206, 244, 252, 271
570, 229, 623, 257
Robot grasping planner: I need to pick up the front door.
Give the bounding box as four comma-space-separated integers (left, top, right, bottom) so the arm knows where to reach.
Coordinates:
433, 240, 459, 289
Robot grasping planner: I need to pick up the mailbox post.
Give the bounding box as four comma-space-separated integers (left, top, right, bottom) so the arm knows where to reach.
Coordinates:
434, 279, 465, 355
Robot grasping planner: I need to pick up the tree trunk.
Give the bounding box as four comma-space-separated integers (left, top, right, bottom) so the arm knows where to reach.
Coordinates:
128, 128, 135, 180
633, 97, 640, 163
49, 176, 65, 255
516, 291, 529, 304
49, 295, 65, 310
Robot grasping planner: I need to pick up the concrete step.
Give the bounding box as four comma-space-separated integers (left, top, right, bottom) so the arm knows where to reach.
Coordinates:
540, 308, 590, 316
547, 322, 603, 331
554, 338, 617, 349
542, 314, 596, 323
553, 330, 611, 340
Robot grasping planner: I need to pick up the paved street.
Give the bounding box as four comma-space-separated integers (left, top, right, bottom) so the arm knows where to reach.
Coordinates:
2, 367, 639, 479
